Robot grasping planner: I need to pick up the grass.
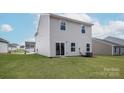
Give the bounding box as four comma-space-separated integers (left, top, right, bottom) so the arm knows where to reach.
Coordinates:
10, 49, 25, 54
0, 54, 124, 79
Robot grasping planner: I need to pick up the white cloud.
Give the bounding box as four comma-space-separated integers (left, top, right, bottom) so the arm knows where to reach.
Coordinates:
0, 24, 13, 32
93, 20, 124, 39
108, 21, 124, 33
92, 21, 106, 38
92, 21, 112, 39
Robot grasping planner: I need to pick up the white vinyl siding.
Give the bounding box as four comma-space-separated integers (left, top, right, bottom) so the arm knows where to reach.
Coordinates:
0, 42, 8, 53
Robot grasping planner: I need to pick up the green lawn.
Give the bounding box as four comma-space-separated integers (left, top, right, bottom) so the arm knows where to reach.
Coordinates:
0, 54, 124, 79
10, 49, 25, 54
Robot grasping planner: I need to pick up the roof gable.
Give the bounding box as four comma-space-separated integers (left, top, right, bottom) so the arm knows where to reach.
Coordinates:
9, 43, 19, 47
0, 37, 9, 43
93, 38, 124, 46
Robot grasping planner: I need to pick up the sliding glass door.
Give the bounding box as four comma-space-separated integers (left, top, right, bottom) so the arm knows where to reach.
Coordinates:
56, 43, 65, 56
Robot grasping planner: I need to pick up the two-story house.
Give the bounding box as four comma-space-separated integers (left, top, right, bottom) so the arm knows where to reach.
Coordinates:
35, 13, 93, 57
25, 41, 35, 53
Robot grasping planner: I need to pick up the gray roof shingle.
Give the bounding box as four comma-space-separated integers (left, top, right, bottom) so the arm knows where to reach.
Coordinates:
0, 37, 9, 43
93, 38, 124, 46
104, 36, 124, 46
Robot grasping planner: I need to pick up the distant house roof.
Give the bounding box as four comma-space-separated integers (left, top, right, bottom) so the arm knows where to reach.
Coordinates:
25, 41, 35, 45
25, 41, 35, 48
104, 36, 124, 46
25, 41, 35, 44
93, 38, 124, 46
0, 37, 9, 43
9, 43, 19, 47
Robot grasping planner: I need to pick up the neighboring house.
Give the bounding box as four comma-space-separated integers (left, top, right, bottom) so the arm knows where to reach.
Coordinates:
8, 43, 19, 51
35, 13, 93, 57
20, 45, 25, 49
92, 38, 124, 55
0, 37, 9, 53
25, 41, 35, 52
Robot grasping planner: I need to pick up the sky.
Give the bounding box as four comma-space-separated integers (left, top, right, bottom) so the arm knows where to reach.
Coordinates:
0, 13, 124, 45
0, 13, 38, 45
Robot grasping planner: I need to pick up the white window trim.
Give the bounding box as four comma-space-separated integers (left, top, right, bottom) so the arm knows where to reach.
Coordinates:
60, 20, 67, 31
81, 24, 85, 33
71, 42, 76, 52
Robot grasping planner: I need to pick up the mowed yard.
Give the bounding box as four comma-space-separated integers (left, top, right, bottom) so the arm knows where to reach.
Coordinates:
0, 54, 124, 79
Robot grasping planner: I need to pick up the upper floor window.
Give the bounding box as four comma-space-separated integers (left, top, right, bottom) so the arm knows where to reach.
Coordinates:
81, 25, 85, 33
60, 21, 66, 30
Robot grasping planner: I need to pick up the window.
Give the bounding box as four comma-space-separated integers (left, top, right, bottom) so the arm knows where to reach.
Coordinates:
71, 43, 75, 52
81, 25, 85, 33
56, 43, 65, 56
60, 21, 66, 30
56, 43, 60, 55
86, 43, 90, 52
87, 43, 90, 47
